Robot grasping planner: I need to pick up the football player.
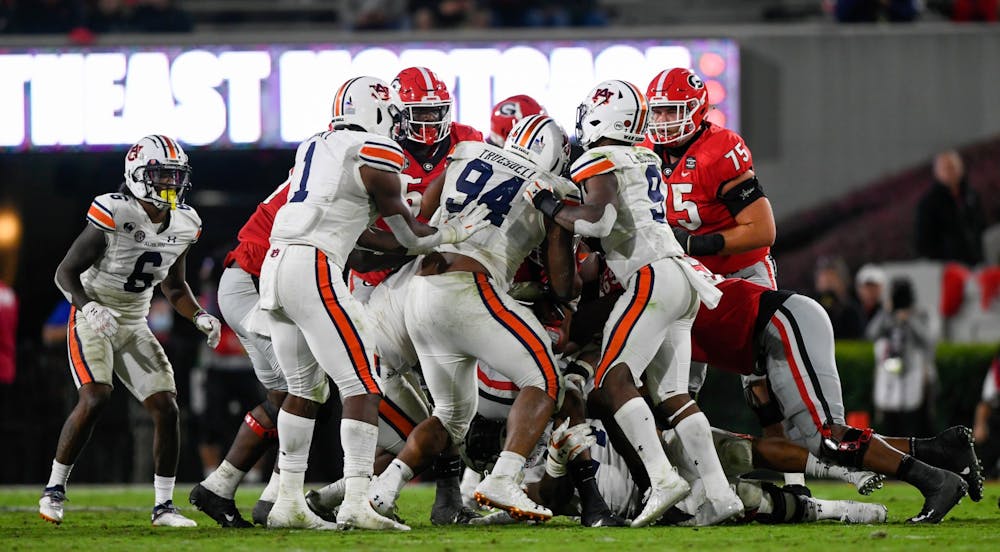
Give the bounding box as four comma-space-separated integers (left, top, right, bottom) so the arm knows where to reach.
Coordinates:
255, 76, 488, 530
486, 94, 546, 147
689, 277, 978, 522
522, 80, 741, 527
363, 114, 579, 523
348, 66, 484, 303
41, 136, 221, 527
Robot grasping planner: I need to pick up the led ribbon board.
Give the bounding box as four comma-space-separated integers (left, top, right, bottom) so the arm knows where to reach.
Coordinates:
0, 39, 738, 151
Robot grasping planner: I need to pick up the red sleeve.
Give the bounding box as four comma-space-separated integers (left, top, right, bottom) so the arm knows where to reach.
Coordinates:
450, 123, 484, 143
706, 129, 753, 192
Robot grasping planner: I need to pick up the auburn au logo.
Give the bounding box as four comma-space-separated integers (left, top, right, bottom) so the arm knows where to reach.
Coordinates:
370, 83, 391, 100
127, 144, 143, 161
592, 88, 614, 106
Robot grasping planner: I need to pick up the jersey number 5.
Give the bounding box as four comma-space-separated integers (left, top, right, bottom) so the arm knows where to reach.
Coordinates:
670, 183, 703, 231
124, 251, 163, 293
445, 159, 522, 227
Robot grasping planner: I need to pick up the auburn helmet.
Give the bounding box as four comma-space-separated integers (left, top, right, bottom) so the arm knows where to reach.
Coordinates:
646, 68, 709, 146
504, 114, 570, 177
392, 66, 453, 145
329, 76, 402, 139
489, 94, 546, 146
575, 80, 648, 149
123, 135, 191, 211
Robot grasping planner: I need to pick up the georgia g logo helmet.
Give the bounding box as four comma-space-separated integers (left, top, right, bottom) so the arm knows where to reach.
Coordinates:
392, 66, 453, 145
489, 94, 546, 146
646, 67, 710, 146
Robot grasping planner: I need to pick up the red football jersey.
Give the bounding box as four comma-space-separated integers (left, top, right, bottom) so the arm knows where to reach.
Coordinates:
690, 278, 766, 375
355, 122, 484, 287
641, 122, 769, 275
223, 178, 291, 277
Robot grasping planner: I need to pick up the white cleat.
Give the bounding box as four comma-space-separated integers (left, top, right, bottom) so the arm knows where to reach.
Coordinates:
367, 476, 401, 519
474, 474, 552, 522
267, 498, 340, 530
337, 499, 411, 531
847, 470, 885, 496
682, 489, 744, 527
39, 486, 66, 525
836, 501, 888, 524
631, 468, 691, 528
151, 501, 198, 527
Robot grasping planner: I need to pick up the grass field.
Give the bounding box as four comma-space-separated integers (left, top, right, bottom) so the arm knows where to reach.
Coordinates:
2, 481, 998, 551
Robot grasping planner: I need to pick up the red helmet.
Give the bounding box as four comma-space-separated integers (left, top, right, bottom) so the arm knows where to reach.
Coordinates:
646, 68, 709, 146
392, 66, 453, 145
489, 94, 546, 146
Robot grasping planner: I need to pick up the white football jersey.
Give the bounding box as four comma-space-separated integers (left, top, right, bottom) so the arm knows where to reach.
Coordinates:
570, 145, 683, 283
74, 192, 201, 323
434, 142, 581, 291
269, 129, 405, 268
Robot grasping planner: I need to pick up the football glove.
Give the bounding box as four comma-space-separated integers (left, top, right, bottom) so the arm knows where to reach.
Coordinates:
193, 310, 222, 349
436, 203, 492, 244
545, 419, 597, 478
81, 301, 121, 339
672, 226, 725, 256
523, 180, 564, 219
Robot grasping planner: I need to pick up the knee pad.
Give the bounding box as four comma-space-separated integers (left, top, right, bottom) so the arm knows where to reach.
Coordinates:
754, 482, 807, 524
261, 396, 281, 425
244, 411, 278, 440
743, 384, 784, 428
818, 424, 873, 469
459, 414, 506, 474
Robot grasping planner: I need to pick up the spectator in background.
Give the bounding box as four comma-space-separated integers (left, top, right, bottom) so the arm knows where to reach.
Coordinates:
869, 277, 938, 437
832, 0, 920, 21
0, 279, 16, 384
339, 0, 407, 30
855, 263, 888, 330
410, 0, 484, 29
915, 150, 987, 265
973, 347, 1000, 477
813, 256, 864, 339
928, 0, 999, 21
5, 0, 84, 34
130, 0, 191, 32
86, 0, 130, 33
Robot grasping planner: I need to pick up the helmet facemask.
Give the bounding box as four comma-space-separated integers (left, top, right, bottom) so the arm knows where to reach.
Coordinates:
403, 102, 451, 145
648, 98, 702, 146
132, 163, 191, 211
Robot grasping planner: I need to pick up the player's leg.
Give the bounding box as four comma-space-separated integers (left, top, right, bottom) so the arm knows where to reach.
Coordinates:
880, 428, 984, 501
40, 305, 118, 524
766, 294, 966, 523
737, 480, 886, 525
113, 324, 195, 527
592, 264, 689, 527
750, 435, 884, 495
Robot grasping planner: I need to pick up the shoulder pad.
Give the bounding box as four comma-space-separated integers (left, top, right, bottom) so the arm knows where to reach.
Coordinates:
357, 136, 405, 174
569, 149, 617, 184
86, 193, 125, 232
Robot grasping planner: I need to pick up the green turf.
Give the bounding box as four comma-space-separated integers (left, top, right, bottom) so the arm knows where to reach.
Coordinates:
1, 482, 998, 551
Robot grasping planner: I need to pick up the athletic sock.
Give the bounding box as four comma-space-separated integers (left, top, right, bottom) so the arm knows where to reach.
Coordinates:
341, 419, 378, 505
154, 475, 176, 506
47, 460, 73, 489
276, 410, 315, 503
613, 397, 673, 484
201, 460, 247, 500
784, 473, 807, 486
491, 451, 526, 479
673, 412, 730, 499
377, 458, 415, 496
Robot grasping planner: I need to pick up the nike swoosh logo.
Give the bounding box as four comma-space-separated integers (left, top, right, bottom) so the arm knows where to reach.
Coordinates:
224, 513, 235, 522
681, 171, 692, 178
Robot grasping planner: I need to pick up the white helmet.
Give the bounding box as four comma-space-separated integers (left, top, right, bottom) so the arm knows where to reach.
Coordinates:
123, 134, 192, 211
329, 76, 402, 138
575, 79, 649, 149
504, 114, 571, 177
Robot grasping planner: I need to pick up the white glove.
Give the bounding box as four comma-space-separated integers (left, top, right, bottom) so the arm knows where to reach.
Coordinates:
545, 419, 597, 478
194, 310, 222, 349
403, 190, 423, 217
436, 203, 492, 244
522, 179, 554, 205
81, 301, 120, 339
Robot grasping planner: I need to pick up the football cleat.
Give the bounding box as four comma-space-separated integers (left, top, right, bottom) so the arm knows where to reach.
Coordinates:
151, 500, 198, 527
251, 499, 273, 526
468, 509, 521, 526
431, 504, 483, 525
679, 488, 744, 527
305, 490, 338, 523
846, 470, 885, 496
631, 468, 690, 528
907, 471, 967, 524
581, 508, 628, 527
337, 499, 410, 531
188, 483, 252, 528
834, 501, 888, 524
474, 474, 552, 522
39, 485, 67, 525
367, 477, 402, 520
927, 426, 984, 502
267, 498, 340, 530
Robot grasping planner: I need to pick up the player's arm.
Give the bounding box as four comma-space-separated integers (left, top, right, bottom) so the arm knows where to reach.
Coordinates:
55, 224, 108, 309
672, 170, 775, 256
364, 166, 489, 253
542, 221, 581, 302
528, 173, 620, 238
345, 227, 412, 271
161, 248, 222, 348
417, 171, 447, 221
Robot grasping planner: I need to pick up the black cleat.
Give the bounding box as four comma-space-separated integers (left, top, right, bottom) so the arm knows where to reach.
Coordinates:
251, 499, 273, 526
907, 471, 967, 524
582, 508, 628, 527
430, 505, 483, 525
305, 490, 338, 523
188, 484, 253, 528
927, 426, 984, 502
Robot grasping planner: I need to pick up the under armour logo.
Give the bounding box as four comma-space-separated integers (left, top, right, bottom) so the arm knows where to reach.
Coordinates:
167, 235, 177, 243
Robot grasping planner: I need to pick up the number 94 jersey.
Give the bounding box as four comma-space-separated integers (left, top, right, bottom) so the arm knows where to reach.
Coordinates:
78, 192, 201, 323
434, 141, 581, 291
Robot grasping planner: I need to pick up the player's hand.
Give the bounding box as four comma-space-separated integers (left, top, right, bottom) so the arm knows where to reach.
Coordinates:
82, 301, 121, 339
545, 419, 596, 477
524, 180, 557, 208
672, 226, 692, 254
437, 203, 492, 244
194, 311, 222, 349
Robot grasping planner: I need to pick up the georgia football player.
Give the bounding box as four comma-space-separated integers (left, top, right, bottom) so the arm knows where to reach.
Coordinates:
486, 94, 546, 147
348, 66, 484, 302
41, 135, 221, 527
